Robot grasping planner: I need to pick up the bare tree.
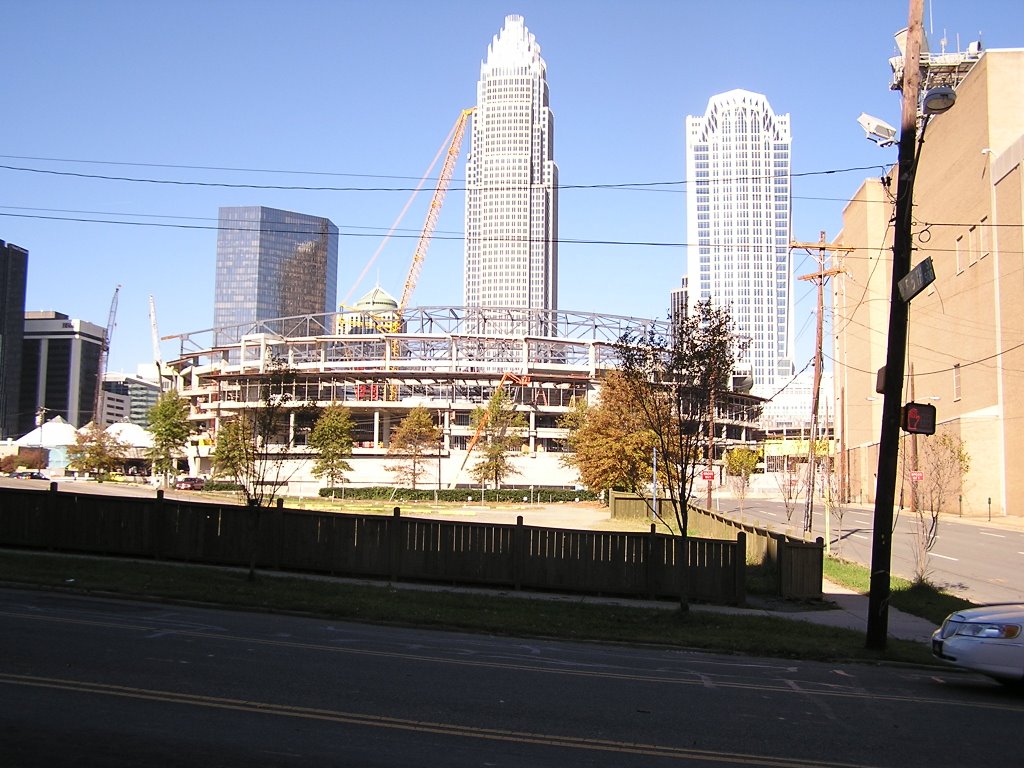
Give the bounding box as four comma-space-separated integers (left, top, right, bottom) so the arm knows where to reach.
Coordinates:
910, 430, 970, 584
213, 358, 305, 580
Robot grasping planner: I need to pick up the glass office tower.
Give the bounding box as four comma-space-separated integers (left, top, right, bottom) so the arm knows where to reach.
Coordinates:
214, 206, 339, 346
464, 15, 558, 335
1, 239, 28, 438
686, 89, 794, 400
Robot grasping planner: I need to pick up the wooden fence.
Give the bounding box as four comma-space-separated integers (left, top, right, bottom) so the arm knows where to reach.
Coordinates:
0, 485, 746, 605
607, 490, 823, 600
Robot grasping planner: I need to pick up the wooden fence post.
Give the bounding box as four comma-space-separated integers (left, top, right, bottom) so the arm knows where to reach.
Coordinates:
646, 523, 657, 599
390, 507, 402, 583
514, 515, 524, 591
273, 498, 285, 570
734, 531, 746, 606
153, 489, 165, 560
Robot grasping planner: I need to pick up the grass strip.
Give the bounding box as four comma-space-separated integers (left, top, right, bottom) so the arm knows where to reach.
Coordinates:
823, 555, 977, 625
1, 548, 933, 667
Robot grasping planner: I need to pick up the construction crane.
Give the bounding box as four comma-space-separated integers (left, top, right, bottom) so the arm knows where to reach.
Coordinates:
383, 107, 474, 398
396, 107, 475, 320
149, 295, 164, 392
448, 372, 530, 489
92, 284, 120, 425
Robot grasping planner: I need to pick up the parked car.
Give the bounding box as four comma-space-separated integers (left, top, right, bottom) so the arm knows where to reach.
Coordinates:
932, 604, 1024, 685
10, 471, 48, 480
175, 477, 206, 491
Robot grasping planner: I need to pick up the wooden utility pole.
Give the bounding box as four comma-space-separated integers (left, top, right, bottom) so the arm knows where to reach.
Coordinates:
867, 0, 924, 651
793, 231, 849, 536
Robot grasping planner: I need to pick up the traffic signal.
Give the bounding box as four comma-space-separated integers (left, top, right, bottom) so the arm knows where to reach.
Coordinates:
901, 402, 936, 435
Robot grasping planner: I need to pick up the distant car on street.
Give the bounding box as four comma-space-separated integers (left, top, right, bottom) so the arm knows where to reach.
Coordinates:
932, 603, 1024, 686
10, 471, 49, 480
175, 477, 206, 491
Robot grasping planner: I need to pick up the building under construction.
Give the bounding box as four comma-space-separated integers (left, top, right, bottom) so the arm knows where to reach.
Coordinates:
166, 301, 763, 495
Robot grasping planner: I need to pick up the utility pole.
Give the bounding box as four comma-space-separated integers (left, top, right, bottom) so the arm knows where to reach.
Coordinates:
867, 0, 924, 650
794, 231, 848, 536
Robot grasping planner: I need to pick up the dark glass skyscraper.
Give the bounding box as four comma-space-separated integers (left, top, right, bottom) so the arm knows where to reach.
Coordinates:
214, 206, 339, 346
1, 240, 28, 439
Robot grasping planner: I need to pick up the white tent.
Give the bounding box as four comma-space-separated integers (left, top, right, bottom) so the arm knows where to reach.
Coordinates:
15, 415, 79, 448
105, 420, 154, 449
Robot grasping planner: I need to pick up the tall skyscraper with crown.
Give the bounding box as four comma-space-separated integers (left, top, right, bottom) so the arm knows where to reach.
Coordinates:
464, 15, 558, 333
686, 89, 794, 404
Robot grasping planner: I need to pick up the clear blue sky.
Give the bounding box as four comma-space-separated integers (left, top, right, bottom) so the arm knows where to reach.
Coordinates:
2, 0, 1021, 375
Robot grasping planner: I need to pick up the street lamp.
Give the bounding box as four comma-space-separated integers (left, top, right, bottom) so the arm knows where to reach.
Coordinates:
866, 5, 956, 650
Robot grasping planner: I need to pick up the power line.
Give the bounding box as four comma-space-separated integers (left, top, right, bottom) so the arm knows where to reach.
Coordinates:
0, 160, 889, 193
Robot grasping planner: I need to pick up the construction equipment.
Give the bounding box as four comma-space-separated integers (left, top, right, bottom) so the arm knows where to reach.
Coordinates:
149, 295, 165, 392
92, 284, 120, 424
381, 108, 474, 399
396, 107, 475, 321
448, 372, 530, 489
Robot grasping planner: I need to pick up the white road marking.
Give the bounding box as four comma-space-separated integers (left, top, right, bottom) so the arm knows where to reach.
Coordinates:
930, 553, 959, 561
851, 534, 869, 540
979, 531, 1005, 538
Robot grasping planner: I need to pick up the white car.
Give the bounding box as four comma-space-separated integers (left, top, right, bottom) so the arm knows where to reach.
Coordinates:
932, 603, 1024, 685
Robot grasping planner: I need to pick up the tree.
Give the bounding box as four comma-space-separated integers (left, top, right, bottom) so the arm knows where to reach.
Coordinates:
147, 389, 191, 486
910, 430, 971, 584
724, 446, 760, 513
212, 358, 304, 580
308, 405, 355, 492
560, 371, 656, 495
386, 406, 441, 490
615, 299, 749, 610
67, 423, 128, 480
469, 387, 527, 489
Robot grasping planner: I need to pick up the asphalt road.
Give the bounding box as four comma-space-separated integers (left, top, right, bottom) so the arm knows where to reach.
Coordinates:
2, 588, 1022, 767
714, 496, 1024, 604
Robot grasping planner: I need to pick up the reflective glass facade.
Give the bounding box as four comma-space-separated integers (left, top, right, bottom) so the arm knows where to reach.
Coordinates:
1, 239, 28, 438
214, 206, 338, 346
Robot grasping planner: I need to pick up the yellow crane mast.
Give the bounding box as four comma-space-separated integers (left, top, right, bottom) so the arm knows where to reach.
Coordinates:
395, 107, 474, 321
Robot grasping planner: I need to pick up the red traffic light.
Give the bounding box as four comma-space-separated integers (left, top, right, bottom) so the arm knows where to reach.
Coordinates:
901, 402, 936, 435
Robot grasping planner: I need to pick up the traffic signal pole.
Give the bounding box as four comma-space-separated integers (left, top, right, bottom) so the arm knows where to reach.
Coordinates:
866, 0, 923, 650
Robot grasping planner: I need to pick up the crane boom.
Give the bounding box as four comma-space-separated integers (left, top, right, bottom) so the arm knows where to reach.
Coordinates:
149, 295, 164, 392
93, 284, 120, 424
398, 107, 474, 314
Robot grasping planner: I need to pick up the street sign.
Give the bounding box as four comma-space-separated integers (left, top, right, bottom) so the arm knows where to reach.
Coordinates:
701, 470, 715, 480
898, 256, 936, 302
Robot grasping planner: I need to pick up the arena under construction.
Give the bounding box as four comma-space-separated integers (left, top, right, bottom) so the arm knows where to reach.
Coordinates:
166, 302, 763, 495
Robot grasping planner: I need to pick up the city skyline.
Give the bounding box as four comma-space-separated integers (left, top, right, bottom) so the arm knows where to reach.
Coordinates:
2, 1, 1021, 375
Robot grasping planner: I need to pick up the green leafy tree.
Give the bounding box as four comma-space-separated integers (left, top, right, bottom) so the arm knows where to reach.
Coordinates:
561, 371, 656, 494
147, 389, 191, 486
469, 388, 527, 489
308, 405, 355, 491
724, 446, 761, 512
386, 406, 441, 490
615, 299, 750, 610
67, 423, 128, 481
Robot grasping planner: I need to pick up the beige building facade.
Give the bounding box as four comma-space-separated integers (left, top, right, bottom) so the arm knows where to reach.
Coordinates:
834, 49, 1024, 518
